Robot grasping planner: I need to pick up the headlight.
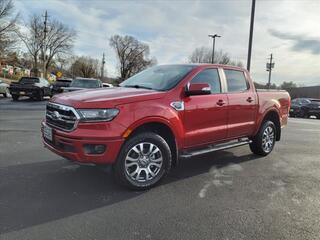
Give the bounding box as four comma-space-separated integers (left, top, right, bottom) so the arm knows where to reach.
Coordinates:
77, 108, 119, 122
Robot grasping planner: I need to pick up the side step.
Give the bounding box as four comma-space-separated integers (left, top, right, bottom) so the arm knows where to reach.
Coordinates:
180, 139, 252, 158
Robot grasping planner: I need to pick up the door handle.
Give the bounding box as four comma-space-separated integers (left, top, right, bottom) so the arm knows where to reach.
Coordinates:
216, 99, 226, 106
246, 97, 254, 103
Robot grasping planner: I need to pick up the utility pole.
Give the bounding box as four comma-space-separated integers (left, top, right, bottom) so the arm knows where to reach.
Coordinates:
266, 53, 275, 89
208, 34, 221, 64
101, 53, 105, 80
246, 0, 256, 71
42, 10, 48, 79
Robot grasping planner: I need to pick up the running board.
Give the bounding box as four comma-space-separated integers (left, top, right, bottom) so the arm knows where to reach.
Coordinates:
180, 139, 252, 158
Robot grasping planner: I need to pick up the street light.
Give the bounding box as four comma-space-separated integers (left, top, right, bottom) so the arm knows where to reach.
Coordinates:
208, 34, 221, 64
246, 0, 256, 71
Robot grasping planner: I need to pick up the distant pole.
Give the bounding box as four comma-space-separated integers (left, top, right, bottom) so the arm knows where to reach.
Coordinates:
42, 10, 48, 78
208, 34, 221, 63
267, 53, 275, 89
101, 53, 105, 79
246, 0, 256, 71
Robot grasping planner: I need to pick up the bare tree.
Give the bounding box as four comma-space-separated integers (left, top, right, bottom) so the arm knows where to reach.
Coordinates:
109, 35, 156, 80
0, 0, 18, 56
16, 15, 43, 75
281, 81, 297, 89
70, 56, 100, 78
17, 13, 76, 77
188, 46, 243, 66
42, 18, 76, 77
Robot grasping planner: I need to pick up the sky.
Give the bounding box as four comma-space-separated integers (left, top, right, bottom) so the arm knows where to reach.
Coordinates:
14, 0, 320, 86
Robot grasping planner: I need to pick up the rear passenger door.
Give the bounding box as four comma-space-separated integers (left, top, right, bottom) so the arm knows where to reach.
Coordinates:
223, 69, 257, 139
183, 68, 228, 147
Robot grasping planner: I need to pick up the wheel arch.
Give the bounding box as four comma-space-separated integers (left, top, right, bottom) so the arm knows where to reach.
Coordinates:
123, 118, 181, 167
259, 110, 281, 141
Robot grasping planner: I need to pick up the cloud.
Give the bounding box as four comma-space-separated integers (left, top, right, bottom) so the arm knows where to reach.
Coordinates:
14, 0, 320, 86
269, 29, 320, 55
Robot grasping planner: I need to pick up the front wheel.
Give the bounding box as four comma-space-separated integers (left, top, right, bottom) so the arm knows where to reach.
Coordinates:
250, 121, 276, 156
113, 132, 172, 190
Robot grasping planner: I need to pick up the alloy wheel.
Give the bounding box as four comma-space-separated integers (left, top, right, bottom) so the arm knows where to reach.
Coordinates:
125, 142, 163, 183
262, 126, 275, 153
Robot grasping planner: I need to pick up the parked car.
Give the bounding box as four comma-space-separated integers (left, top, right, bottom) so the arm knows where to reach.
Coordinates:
63, 78, 103, 92
103, 82, 113, 88
0, 79, 10, 97
9, 77, 51, 101
290, 98, 320, 118
42, 64, 290, 189
51, 78, 72, 95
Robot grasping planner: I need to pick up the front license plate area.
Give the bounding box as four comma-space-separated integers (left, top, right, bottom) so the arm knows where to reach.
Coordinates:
43, 125, 53, 142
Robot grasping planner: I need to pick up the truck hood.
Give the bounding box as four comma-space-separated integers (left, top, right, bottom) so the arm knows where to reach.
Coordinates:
51, 87, 166, 108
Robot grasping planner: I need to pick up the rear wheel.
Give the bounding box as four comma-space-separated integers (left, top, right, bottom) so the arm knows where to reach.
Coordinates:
37, 90, 44, 101
250, 121, 276, 156
113, 132, 172, 190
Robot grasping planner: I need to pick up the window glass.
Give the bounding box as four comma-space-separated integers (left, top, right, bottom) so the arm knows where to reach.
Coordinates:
190, 69, 221, 94
19, 77, 39, 84
224, 70, 248, 92
120, 65, 196, 91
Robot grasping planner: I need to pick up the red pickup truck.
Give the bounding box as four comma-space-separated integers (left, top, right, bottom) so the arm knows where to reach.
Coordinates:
42, 64, 290, 189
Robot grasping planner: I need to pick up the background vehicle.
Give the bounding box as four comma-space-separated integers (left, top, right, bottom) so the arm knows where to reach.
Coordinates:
290, 98, 320, 118
42, 64, 290, 189
0, 80, 10, 97
51, 78, 72, 95
63, 78, 103, 92
103, 82, 113, 88
9, 77, 51, 101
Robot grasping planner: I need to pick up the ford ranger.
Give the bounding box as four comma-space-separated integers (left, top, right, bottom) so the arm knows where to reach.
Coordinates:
42, 64, 290, 189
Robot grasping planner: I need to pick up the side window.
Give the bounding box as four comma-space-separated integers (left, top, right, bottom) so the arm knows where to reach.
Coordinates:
224, 70, 249, 92
190, 69, 221, 94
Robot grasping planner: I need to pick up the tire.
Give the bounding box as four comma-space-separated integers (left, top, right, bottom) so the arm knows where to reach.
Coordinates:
250, 120, 276, 156
12, 94, 19, 101
113, 132, 172, 190
37, 90, 44, 101
3, 88, 9, 97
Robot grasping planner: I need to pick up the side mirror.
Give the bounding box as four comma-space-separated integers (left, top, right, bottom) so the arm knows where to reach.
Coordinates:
185, 83, 211, 96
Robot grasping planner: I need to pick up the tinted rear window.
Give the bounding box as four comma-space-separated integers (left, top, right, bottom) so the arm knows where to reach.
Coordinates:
70, 79, 101, 88
224, 70, 248, 92
20, 78, 39, 84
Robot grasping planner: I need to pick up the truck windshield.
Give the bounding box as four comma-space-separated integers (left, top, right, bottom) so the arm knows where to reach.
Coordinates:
19, 78, 39, 84
70, 79, 100, 88
120, 65, 195, 91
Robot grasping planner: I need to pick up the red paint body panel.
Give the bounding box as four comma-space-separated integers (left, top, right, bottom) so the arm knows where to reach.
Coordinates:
42, 64, 290, 164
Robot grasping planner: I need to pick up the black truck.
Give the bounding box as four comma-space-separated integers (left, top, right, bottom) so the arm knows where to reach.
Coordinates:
51, 78, 73, 95
9, 77, 52, 101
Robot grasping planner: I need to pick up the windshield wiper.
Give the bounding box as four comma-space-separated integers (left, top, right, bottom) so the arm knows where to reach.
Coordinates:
123, 85, 153, 90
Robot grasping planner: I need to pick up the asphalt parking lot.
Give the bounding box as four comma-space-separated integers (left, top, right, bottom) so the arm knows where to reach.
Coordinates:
1, 97, 320, 240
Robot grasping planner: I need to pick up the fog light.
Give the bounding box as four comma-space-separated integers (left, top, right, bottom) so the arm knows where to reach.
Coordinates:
83, 144, 106, 154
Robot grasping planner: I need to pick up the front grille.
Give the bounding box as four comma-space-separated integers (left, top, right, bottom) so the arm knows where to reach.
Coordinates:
46, 103, 79, 131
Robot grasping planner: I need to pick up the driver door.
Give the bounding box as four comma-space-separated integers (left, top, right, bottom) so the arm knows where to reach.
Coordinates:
183, 68, 228, 148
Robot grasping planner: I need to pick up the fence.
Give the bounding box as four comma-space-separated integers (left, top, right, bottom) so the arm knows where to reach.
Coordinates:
284, 86, 320, 99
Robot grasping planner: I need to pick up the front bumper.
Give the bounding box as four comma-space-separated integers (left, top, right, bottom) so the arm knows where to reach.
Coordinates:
41, 122, 125, 164
9, 88, 38, 97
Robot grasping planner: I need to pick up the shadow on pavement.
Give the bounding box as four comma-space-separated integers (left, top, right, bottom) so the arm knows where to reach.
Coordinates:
0, 150, 262, 233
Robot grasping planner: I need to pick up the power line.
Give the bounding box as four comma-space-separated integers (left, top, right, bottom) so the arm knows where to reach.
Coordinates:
266, 53, 275, 88
101, 52, 105, 79
42, 10, 48, 78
